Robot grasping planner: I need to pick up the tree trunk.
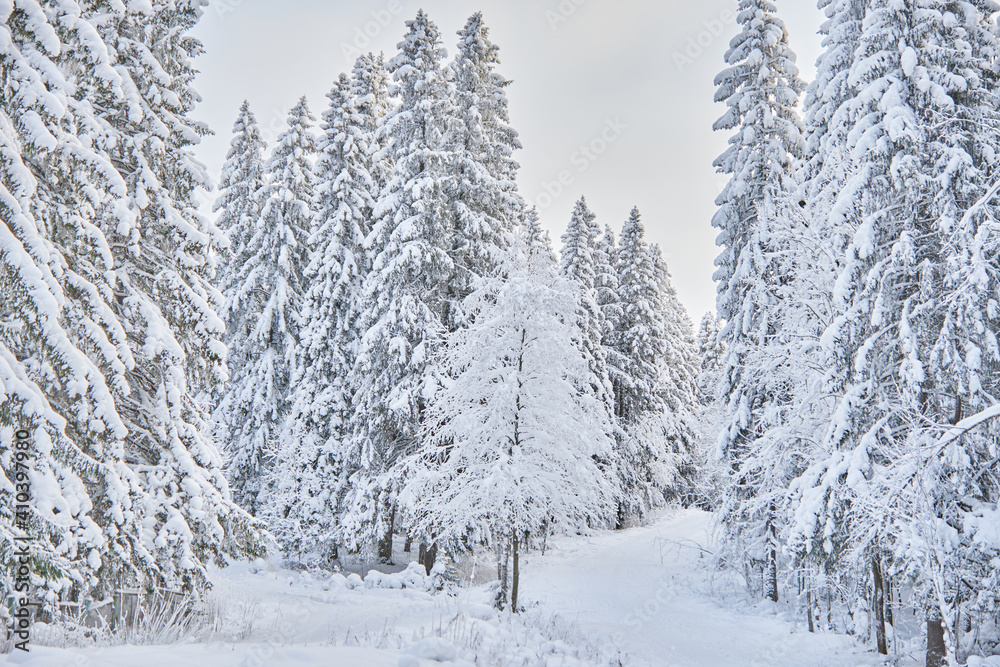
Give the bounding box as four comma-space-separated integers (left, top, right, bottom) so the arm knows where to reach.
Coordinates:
765, 505, 778, 603
886, 576, 894, 628
872, 556, 887, 655
377, 503, 396, 564
926, 610, 947, 667
616, 500, 627, 530
807, 589, 815, 634
511, 532, 520, 613
423, 541, 438, 575
417, 542, 426, 566
403, 534, 412, 553
497, 540, 509, 610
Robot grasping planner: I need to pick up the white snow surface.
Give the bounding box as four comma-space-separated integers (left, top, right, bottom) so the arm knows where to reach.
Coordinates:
523, 509, 878, 667
14, 509, 881, 666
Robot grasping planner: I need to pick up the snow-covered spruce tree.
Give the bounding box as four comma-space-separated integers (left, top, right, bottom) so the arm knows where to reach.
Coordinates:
212, 100, 266, 458
609, 209, 685, 518
215, 101, 267, 375
559, 198, 614, 415
402, 230, 616, 610
447, 12, 523, 327
596, 224, 626, 410
0, 0, 140, 607
695, 313, 725, 402
523, 206, 556, 262
711, 0, 804, 603
649, 243, 700, 500
276, 57, 389, 562
801, 0, 866, 194
221, 98, 315, 518
346, 11, 457, 561
1, 0, 262, 604
787, 2, 1000, 659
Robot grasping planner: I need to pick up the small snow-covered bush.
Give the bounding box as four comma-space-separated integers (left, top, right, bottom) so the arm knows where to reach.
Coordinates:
364, 561, 431, 590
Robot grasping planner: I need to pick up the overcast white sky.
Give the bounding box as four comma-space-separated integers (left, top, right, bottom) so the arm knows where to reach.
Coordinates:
191, 0, 824, 322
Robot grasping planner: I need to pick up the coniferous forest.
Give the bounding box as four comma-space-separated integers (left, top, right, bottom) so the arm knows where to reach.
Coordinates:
3, 2, 1000, 666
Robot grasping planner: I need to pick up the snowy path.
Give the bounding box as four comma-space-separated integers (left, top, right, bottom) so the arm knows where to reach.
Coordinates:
523, 509, 874, 667
10, 509, 881, 666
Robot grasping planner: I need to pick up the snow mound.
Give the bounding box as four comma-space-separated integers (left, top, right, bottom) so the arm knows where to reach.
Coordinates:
967, 657, 1000, 667
366, 561, 431, 590
465, 603, 496, 621
405, 637, 458, 661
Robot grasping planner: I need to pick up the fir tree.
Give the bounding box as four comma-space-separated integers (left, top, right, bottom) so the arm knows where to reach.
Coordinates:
276, 57, 388, 560
788, 3, 1000, 657
346, 11, 456, 560
448, 12, 524, 324
711, 0, 804, 602
560, 197, 614, 414
214, 101, 266, 426
650, 242, 700, 497
215, 101, 267, 323
222, 98, 315, 517
595, 224, 625, 402
1, 0, 261, 602
609, 209, 685, 515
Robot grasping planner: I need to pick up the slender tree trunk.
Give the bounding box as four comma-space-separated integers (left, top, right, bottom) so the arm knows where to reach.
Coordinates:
497, 540, 509, 610
886, 576, 894, 628
765, 504, 778, 603
377, 502, 396, 564
417, 542, 426, 566
954, 584, 963, 660
423, 540, 438, 575
873, 556, 887, 655
616, 501, 627, 530
926, 609, 947, 667
807, 589, 815, 634
511, 531, 520, 613
403, 534, 412, 553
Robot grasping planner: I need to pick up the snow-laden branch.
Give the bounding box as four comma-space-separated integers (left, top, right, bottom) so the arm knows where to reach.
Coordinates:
957, 176, 1000, 231
931, 403, 1000, 450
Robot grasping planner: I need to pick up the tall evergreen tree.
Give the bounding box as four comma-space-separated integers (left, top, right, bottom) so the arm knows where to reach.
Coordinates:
216, 101, 267, 343
711, 0, 805, 602
346, 11, 457, 559
788, 2, 1000, 658
650, 243, 700, 491
276, 56, 389, 560
595, 224, 625, 403
448, 12, 524, 325
1, 0, 260, 602
712, 0, 805, 462
606, 209, 688, 514
214, 100, 266, 443
560, 197, 614, 414
222, 98, 315, 517
801, 0, 867, 193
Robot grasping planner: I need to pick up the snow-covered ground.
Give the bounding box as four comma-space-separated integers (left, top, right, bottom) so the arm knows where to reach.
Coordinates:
10, 509, 882, 666
524, 509, 877, 666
